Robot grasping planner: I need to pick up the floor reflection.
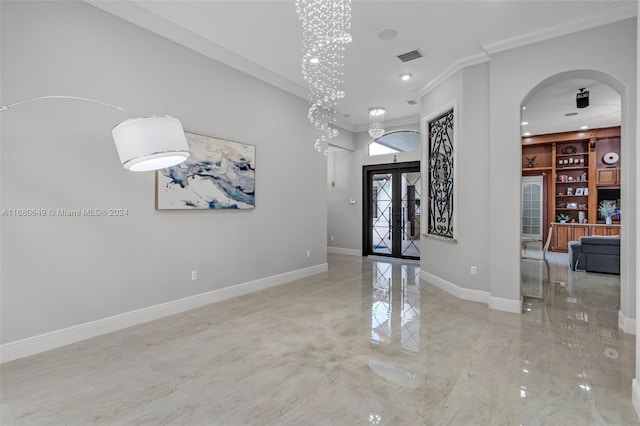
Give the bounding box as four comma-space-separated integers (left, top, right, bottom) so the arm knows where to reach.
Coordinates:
370, 261, 420, 352
359, 254, 633, 424
367, 260, 422, 393
1, 253, 634, 425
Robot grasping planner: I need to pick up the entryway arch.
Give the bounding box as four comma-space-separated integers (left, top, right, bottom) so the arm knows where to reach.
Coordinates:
519, 69, 634, 331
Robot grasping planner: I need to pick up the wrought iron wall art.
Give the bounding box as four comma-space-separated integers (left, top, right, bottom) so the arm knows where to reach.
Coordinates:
427, 108, 455, 240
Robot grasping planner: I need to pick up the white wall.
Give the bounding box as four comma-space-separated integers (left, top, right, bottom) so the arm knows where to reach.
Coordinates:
420, 64, 492, 295
327, 123, 420, 253
635, 11, 640, 420
418, 19, 636, 315
489, 18, 637, 310
1, 1, 327, 347
328, 126, 356, 152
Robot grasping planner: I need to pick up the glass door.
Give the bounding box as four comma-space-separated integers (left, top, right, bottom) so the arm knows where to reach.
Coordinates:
521, 175, 544, 258
522, 176, 543, 240
371, 173, 393, 255
364, 162, 421, 259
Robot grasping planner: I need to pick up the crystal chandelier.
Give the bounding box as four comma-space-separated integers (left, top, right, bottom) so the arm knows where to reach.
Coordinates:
295, 0, 352, 154
368, 107, 386, 139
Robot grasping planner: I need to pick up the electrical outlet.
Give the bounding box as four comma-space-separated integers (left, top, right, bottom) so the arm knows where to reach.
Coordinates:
191, 270, 198, 280
306, 250, 311, 258
470, 266, 477, 275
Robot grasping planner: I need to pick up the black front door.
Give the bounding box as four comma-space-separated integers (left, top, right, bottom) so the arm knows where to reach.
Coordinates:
363, 162, 421, 259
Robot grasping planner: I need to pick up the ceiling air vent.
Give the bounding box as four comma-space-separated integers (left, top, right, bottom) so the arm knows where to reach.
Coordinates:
397, 49, 423, 63
407, 100, 418, 105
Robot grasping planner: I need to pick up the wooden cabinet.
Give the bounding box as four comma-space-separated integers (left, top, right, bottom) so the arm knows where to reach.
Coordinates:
551, 223, 588, 252
522, 127, 621, 251
596, 168, 620, 186
589, 225, 620, 236
553, 140, 593, 224
551, 222, 620, 252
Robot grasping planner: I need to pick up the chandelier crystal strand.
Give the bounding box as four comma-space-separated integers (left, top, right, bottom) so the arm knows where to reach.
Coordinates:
368, 107, 385, 139
295, 0, 352, 155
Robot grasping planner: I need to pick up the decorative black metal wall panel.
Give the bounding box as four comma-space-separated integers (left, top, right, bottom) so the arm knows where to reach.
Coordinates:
427, 108, 455, 240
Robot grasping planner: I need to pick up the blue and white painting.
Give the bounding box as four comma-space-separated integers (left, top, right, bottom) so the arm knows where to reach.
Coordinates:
156, 132, 255, 210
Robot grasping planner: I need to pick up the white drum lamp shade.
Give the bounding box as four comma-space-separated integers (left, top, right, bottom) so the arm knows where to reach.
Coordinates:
112, 116, 190, 172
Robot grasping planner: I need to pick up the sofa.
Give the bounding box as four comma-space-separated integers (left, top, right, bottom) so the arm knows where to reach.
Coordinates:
568, 235, 620, 274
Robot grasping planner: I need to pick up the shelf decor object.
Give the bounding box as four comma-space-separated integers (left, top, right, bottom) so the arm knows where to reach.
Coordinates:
295, 0, 352, 155
526, 156, 536, 168
0, 95, 190, 171
156, 132, 255, 210
426, 107, 455, 241
602, 152, 619, 167
598, 200, 618, 224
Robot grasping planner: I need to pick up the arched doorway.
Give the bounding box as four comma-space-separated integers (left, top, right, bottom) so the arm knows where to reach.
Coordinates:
519, 70, 632, 330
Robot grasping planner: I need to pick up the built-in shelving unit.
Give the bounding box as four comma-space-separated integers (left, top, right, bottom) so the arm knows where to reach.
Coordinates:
522, 126, 621, 252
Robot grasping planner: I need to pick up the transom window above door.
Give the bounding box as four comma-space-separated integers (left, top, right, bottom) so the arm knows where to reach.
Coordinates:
369, 130, 420, 156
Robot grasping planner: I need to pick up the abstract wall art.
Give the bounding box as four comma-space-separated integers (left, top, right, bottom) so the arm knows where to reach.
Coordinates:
156, 132, 255, 210
425, 106, 456, 241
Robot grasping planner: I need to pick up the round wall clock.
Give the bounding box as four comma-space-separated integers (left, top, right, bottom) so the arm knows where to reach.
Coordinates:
602, 152, 619, 165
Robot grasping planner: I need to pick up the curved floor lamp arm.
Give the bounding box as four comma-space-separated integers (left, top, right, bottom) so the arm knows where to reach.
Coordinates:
0, 96, 136, 117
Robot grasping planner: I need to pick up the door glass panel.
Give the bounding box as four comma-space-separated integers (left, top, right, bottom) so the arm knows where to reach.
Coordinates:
400, 172, 421, 257
372, 173, 392, 254
371, 262, 392, 344
366, 163, 421, 260
522, 181, 542, 239
521, 176, 544, 258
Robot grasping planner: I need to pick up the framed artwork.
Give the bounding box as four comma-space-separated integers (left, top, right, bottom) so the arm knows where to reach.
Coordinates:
156, 132, 255, 210
575, 188, 584, 196
423, 102, 457, 241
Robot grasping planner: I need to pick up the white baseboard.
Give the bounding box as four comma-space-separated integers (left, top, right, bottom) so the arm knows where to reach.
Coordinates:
633, 379, 640, 420
420, 270, 489, 304
619, 310, 636, 335
420, 270, 522, 314
327, 246, 361, 256
489, 296, 523, 314
0, 263, 328, 364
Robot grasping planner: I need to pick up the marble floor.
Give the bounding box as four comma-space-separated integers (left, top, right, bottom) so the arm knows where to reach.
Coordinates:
1, 253, 637, 425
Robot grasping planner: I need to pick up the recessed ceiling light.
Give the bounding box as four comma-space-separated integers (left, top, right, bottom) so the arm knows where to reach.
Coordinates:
521, 121, 528, 126
564, 112, 578, 117
522, 106, 527, 110
400, 73, 412, 81
377, 29, 398, 40
523, 132, 531, 136
580, 125, 589, 129
309, 57, 320, 64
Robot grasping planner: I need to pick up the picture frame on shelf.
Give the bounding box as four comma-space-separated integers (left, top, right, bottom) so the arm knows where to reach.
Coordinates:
575, 188, 584, 196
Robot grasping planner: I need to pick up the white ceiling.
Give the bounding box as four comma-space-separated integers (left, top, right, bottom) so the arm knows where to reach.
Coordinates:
88, 0, 635, 133
522, 79, 621, 137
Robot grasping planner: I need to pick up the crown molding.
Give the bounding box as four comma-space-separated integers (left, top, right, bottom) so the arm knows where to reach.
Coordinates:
481, 1, 637, 55
332, 118, 356, 133
416, 52, 489, 99
417, 2, 637, 100
85, 0, 309, 101
352, 115, 420, 134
